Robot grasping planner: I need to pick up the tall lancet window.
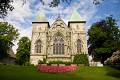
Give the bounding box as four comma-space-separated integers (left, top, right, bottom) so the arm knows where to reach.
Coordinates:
35, 40, 42, 53
77, 39, 82, 53
53, 33, 64, 54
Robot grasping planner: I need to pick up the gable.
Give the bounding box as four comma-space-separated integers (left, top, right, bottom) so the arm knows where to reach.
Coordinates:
50, 19, 68, 29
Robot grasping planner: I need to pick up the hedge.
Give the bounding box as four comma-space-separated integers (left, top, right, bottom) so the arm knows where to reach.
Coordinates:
73, 54, 89, 66
48, 61, 72, 65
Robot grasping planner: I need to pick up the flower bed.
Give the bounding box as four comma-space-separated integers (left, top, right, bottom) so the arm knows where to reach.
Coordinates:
37, 64, 78, 73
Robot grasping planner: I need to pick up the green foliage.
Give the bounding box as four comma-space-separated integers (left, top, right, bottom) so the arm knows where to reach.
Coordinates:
48, 61, 64, 64
105, 59, 112, 65
40, 0, 71, 7
43, 58, 46, 63
105, 50, 120, 69
16, 37, 31, 65
48, 61, 72, 65
73, 54, 89, 66
24, 62, 34, 66
38, 58, 46, 64
88, 16, 120, 63
0, 0, 14, 18
38, 60, 44, 64
0, 22, 19, 59
64, 61, 72, 65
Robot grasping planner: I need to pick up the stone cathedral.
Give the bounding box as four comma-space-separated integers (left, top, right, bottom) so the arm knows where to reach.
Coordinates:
30, 10, 88, 65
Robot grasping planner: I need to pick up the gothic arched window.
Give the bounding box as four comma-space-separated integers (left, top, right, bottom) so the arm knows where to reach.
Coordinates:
35, 40, 42, 53
77, 39, 81, 53
53, 33, 64, 54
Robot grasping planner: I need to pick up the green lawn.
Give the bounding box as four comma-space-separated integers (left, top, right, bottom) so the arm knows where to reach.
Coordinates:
0, 65, 120, 80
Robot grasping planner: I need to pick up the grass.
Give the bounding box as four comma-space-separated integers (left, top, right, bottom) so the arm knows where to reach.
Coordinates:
0, 64, 120, 80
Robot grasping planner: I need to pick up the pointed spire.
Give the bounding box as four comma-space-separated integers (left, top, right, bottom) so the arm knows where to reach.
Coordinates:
56, 14, 61, 20
70, 9, 85, 21
33, 8, 48, 22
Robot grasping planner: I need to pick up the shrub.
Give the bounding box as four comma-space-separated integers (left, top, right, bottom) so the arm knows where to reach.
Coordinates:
104, 59, 112, 65
48, 61, 64, 64
38, 60, 44, 64
47, 63, 51, 65
24, 62, 34, 66
65, 62, 72, 65
38, 58, 47, 64
105, 50, 120, 65
24, 62, 30, 66
73, 54, 89, 66
48, 61, 72, 65
43, 58, 46, 63
104, 50, 120, 68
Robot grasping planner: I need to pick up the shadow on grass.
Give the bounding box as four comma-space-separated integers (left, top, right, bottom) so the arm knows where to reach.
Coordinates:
105, 66, 120, 78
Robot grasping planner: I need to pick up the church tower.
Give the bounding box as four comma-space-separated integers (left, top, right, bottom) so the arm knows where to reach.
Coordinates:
30, 9, 49, 65
68, 10, 88, 57
30, 9, 88, 65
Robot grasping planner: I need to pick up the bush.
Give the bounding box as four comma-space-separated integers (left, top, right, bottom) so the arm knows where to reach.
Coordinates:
48, 61, 64, 64
43, 58, 46, 63
105, 50, 120, 66
38, 58, 46, 64
48, 61, 72, 65
105, 59, 112, 65
65, 62, 72, 65
73, 54, 89, 66
38, 60, 44, 64
24, 62, 30, 66
24, 62, 34, 66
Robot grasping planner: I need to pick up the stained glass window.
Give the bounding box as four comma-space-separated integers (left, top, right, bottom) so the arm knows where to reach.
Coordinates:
53, 33, 64, 54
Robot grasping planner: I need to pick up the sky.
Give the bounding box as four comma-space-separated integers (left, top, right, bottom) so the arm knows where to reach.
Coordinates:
1, 0, 120, 53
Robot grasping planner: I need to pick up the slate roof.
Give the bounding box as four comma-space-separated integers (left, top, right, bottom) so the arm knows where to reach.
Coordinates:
70, 9, 85, 21
33, 9, 48, 22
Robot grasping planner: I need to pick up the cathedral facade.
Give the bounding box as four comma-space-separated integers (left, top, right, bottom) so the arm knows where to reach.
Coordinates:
30, 10, 88, 65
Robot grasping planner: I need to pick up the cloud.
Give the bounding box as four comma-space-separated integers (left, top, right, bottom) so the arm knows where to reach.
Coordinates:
1, 0, 33, 53
12, 27, 32, 54
6, 0, 32, 23
42, 0, 97, 24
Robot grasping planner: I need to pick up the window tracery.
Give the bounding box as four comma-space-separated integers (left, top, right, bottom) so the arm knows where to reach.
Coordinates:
35, 40, 42, 53
53, 33, 64, 54
77, 39, 81, 53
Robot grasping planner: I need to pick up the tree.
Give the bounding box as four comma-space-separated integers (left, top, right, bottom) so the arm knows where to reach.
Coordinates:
0, 22, 19, 59
93, 0, 104, 5
88, 16, 120, 63
47, 0, 71, 7
16, 37, 31, 65
0, 0, 14, 18
40, 0, 102, 7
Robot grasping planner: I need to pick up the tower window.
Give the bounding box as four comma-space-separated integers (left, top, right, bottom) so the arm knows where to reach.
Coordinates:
77, 39, 81, 53
35, 40, 42, 53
